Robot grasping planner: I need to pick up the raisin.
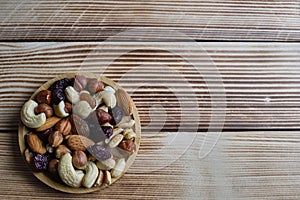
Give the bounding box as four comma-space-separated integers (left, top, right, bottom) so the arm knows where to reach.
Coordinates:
101, 126, 113, 138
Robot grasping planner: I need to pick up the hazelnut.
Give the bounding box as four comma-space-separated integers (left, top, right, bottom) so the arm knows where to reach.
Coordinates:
96, 109, 112, 124
87, 78, 104, 93
55, 144, 71, 158
72, 150, 87, 169
79, 93, 96, 109
48, 159, 59, 175
64, 101, 72, 114
48, 131, 63, 147
34, 103, 53, 118
74, 75, 87, 91
36, 90, 52, 104
55, 118, 71, 136
118, 139, 136, 154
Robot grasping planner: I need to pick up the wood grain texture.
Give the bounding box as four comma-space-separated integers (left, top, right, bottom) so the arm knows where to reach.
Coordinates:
2, 130, 300, 199
0, 0, 299, 41
1, 42, 300, 130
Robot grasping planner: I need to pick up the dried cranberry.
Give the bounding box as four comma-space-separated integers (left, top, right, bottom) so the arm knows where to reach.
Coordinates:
33, 153, 52, 171
109, 106, 123, 125
52, 88, 65, 105
101, 126, 113, 138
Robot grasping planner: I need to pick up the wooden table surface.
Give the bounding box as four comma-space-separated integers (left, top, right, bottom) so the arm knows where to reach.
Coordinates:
1, 1, 300, 199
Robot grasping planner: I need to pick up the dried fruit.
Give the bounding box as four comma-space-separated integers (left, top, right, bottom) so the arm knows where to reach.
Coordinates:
109, 106, 123, 125
36, 128, 53, 143
101, 126, 113, 138
36, 90, 52, 105
52, 88, 65, 105
33, 153, 51, 171
87, 145, 112, 161
34, 103, 53, 118
50, 78, 71, 91
27, 134, 47, 154
55, 118, 71, 136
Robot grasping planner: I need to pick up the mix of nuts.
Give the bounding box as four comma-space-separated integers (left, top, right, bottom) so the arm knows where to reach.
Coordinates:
21, 75, 138, 189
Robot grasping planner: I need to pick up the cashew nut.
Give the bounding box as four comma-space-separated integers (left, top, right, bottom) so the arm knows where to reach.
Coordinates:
96, 158, 115, 171
21, 100, 46, 128
111, 158, 126, 178
123, 128, 137, 140
94, 90, 116, 108
104, 170, 112, 186
65, 86, 80, 104
82, 161, 99, 188
53, 101, 69, 118
103, 86, 116, 94
58, 153, 85, 188
117, 116, 135, 129
73, 100, 93, 119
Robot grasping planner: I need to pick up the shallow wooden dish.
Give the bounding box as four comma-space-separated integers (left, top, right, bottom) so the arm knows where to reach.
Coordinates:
18, 72, 141, 193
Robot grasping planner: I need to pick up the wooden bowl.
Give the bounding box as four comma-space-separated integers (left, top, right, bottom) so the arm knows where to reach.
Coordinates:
18, 72, 141, 193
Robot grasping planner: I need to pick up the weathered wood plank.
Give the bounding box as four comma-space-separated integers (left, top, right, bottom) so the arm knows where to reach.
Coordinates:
1, 130, 300, 199
0, 1, 299, 41
0, 42, 300, 130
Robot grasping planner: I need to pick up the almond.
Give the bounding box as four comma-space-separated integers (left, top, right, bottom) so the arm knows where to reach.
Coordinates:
35, 116, 61, 132
27, 134, 47, 154
67, 135, 95, 151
